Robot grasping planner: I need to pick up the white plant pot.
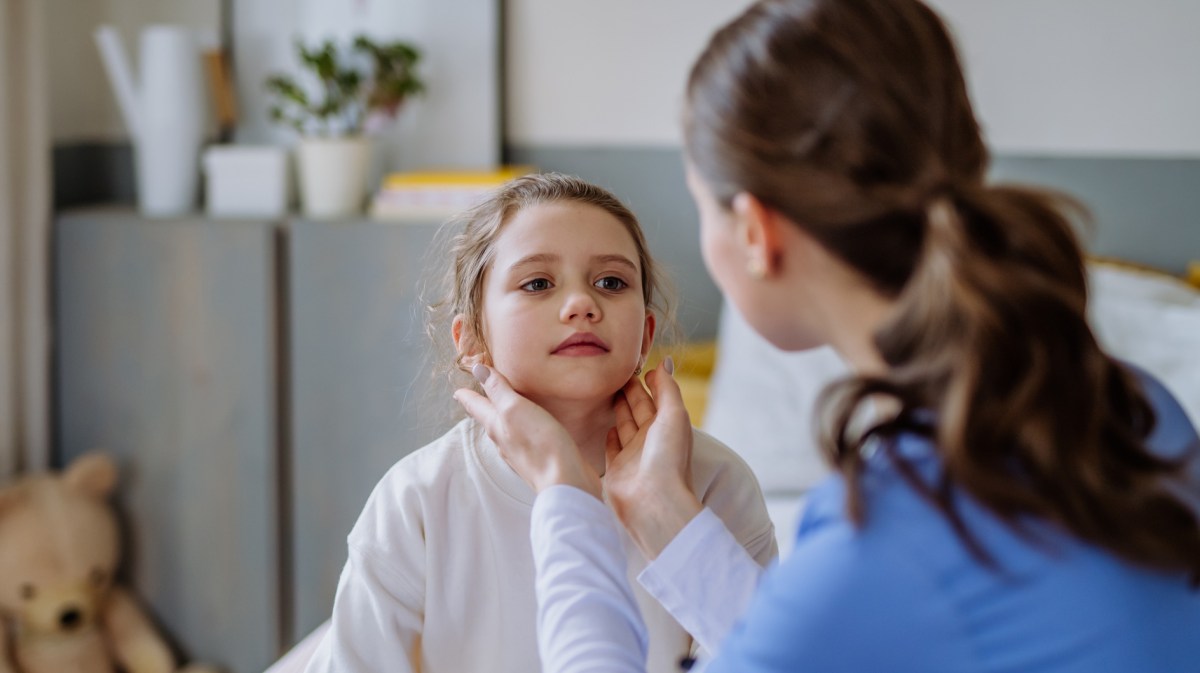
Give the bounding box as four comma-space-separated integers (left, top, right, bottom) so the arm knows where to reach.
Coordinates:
296, 136, 372, 218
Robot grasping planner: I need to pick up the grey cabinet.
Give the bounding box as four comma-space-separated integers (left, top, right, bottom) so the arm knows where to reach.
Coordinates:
287, 219, 448, 641
55, 210, 283, 673
54, 210, 450, 672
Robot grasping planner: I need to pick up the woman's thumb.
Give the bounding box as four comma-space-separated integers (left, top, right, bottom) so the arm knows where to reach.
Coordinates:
472, 363, 530, 414
472, 362, 492, 387
650, 357, 687, 416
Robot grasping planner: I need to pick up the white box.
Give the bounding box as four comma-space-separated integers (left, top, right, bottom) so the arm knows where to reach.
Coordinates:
203, 145, 290, 218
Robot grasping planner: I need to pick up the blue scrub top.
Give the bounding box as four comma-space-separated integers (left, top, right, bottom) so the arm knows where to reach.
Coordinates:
708, 370, 1200, 673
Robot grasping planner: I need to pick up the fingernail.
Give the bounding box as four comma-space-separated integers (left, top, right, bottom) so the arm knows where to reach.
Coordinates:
472, 363, 490, 384
664, 356, 675, 376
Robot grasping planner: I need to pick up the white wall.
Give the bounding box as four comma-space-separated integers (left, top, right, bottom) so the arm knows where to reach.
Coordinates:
506, 0, 1200, 156
929, 0, 1200, 156
505, 0, 752, 147
277, 0, 501, 169
48, 0, 220, 142
50, 0, 498, 169
53, 1, 1200, 156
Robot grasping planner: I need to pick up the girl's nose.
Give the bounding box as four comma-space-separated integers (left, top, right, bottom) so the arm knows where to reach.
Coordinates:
560, 289, 601, 322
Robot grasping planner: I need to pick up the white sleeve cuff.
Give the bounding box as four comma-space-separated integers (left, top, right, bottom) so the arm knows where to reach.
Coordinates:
637, 507, 764, 656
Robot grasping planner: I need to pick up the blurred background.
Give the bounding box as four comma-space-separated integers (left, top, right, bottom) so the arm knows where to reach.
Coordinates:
1, 1, 1198, 672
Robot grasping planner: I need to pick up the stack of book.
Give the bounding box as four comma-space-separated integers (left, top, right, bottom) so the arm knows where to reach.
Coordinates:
369, 166, 534, 222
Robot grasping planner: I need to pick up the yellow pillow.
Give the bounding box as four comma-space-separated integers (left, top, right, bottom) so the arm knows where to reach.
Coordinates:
1089, 255, 1199, 291
646, 341, 719, 424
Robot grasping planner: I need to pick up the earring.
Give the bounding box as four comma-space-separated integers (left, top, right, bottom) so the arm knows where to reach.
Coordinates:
747, 257, 767, 279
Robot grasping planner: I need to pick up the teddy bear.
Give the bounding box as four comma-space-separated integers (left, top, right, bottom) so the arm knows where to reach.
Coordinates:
0, 452, 218, 673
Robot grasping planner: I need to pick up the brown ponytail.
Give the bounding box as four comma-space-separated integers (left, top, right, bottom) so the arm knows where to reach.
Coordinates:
686, 0, 1200, 580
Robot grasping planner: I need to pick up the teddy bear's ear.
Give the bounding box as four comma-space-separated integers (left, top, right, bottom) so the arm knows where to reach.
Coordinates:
63, 452, 118, 498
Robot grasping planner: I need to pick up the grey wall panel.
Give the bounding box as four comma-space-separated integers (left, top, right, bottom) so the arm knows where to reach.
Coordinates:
989, 155, 1200, 274
288, 219, 451, 643
55, 209, 281, 673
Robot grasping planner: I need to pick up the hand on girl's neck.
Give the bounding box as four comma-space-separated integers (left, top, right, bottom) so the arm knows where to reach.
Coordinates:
530, 395, 616, 477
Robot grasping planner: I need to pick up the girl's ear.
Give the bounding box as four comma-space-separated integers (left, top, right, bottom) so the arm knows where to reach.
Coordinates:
452, 314, 477, 356
640, 312, 657, 360
731, 191, 786, 276
453, 314, 488, 367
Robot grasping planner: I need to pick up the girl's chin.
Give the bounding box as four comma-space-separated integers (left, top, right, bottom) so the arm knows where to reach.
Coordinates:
514, 380, 628, 407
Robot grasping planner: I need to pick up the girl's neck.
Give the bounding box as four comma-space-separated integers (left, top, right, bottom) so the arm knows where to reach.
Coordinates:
530, 395, 616, 477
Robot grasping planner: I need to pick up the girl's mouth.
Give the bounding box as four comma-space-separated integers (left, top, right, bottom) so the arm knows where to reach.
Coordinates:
552, 332, 611, 356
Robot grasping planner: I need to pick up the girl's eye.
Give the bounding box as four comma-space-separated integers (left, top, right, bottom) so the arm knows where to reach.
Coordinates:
520, 278, 552, 292
595, 277, 627, 292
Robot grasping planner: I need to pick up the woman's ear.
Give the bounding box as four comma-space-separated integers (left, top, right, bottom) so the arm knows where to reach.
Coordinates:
731, 192, 786, 276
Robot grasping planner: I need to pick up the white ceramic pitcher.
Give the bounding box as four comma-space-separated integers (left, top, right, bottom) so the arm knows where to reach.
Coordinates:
95, 25, 207, 217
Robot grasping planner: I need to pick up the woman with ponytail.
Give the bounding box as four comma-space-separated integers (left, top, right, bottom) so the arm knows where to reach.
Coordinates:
456, 0, 1200, 670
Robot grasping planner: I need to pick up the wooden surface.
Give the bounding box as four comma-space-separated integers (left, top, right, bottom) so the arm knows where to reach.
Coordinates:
287, 218, 450, 643
55, 209, 282, 673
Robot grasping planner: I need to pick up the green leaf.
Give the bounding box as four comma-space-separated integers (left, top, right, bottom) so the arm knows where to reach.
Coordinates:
264, 34, 426, 135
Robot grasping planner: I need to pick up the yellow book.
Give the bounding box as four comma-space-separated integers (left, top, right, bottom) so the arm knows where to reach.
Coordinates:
381, 166, 534, 190
371, 166, 537, 222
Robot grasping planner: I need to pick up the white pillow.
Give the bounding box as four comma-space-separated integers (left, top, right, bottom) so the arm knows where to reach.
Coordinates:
702, 306, 844, 495
703, 263, 1200, 496
1087, 264, 1200, 428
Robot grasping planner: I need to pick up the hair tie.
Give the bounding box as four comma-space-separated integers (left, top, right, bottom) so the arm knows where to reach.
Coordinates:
927, 175, 960, 204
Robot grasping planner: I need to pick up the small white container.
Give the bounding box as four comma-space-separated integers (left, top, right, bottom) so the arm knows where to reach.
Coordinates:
203, 145, 290, 218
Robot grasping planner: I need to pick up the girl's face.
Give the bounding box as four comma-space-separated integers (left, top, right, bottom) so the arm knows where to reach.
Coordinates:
466, 201, 655, 405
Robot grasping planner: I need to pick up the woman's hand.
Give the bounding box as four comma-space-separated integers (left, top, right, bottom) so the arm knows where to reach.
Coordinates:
454, 363, 603, 499
604, 358, 704, 559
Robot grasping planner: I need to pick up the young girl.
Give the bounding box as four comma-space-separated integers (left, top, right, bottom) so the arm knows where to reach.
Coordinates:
303, 173, 777, 673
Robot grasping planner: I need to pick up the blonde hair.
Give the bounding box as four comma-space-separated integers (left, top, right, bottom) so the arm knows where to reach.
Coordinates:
425, 172, 675, 396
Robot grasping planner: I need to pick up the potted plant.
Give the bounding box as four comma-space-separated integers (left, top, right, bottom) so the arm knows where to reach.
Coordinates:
266, 35, 425, 218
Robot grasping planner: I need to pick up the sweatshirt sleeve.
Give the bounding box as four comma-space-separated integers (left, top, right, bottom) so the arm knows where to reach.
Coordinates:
690, 429, 779, 568
304, 543, 425, 673
530, 485, 649, 673
304, 466, 430, 673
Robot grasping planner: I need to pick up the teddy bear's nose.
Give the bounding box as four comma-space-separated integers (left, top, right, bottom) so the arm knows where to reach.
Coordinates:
59, 606, 83, 630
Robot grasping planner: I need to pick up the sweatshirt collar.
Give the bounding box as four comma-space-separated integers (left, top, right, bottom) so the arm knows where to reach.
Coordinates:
466, 419, 538, 506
